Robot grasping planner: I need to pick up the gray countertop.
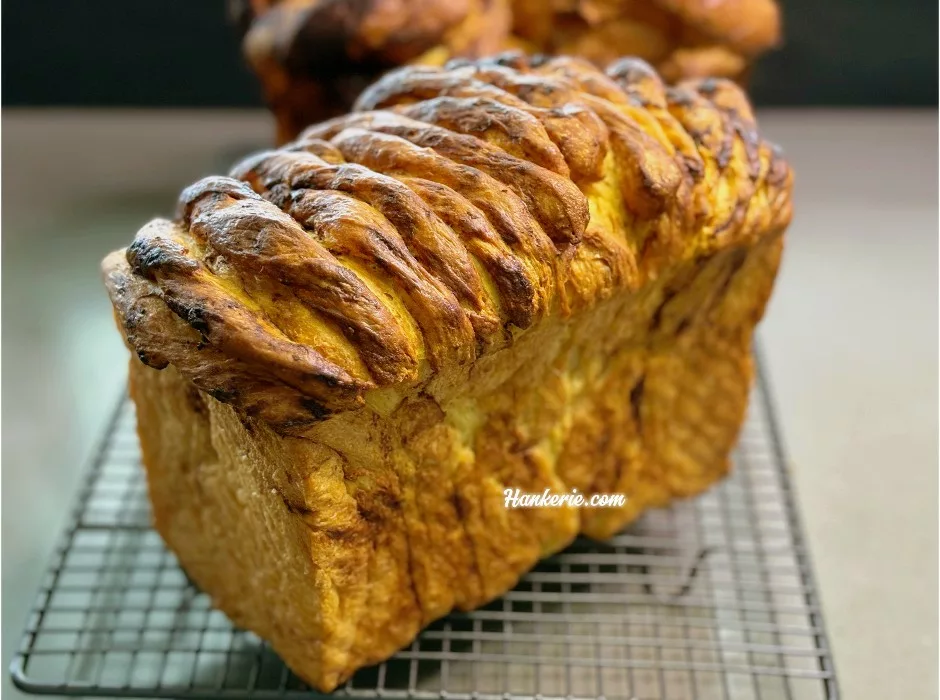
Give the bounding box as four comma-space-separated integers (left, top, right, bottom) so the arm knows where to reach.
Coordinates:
2, 108, 936, 700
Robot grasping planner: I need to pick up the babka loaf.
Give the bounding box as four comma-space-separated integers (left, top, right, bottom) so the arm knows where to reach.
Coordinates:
231, 0, 780, 141
102, 54, 792, 691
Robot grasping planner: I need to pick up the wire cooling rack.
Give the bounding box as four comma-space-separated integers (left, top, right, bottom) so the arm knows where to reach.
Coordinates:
11, 358, 839, 700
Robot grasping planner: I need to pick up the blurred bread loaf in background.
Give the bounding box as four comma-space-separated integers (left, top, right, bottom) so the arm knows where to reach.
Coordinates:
230, 0, 781, 141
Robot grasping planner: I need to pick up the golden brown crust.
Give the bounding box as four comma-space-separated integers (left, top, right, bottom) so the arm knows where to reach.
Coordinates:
352, 65, 612, 185
103, 54, 791, 435
299, 111, 589, 246
394, 96, 571, 178
358, 57, 686, 220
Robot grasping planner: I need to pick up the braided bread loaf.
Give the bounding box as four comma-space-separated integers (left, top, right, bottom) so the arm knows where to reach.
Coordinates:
103, 54, 791, 691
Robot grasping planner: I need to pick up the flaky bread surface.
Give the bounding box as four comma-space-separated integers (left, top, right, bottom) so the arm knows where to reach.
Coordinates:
105, 54, 791, 691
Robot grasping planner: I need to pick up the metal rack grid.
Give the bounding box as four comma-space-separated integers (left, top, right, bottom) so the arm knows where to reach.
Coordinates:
11, 359, 839, 700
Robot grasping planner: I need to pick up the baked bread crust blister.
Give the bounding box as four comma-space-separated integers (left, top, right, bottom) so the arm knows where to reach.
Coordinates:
103, 53, 792, 691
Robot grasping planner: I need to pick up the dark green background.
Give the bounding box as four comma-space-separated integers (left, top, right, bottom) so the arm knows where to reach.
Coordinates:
3, 0, 937, 107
